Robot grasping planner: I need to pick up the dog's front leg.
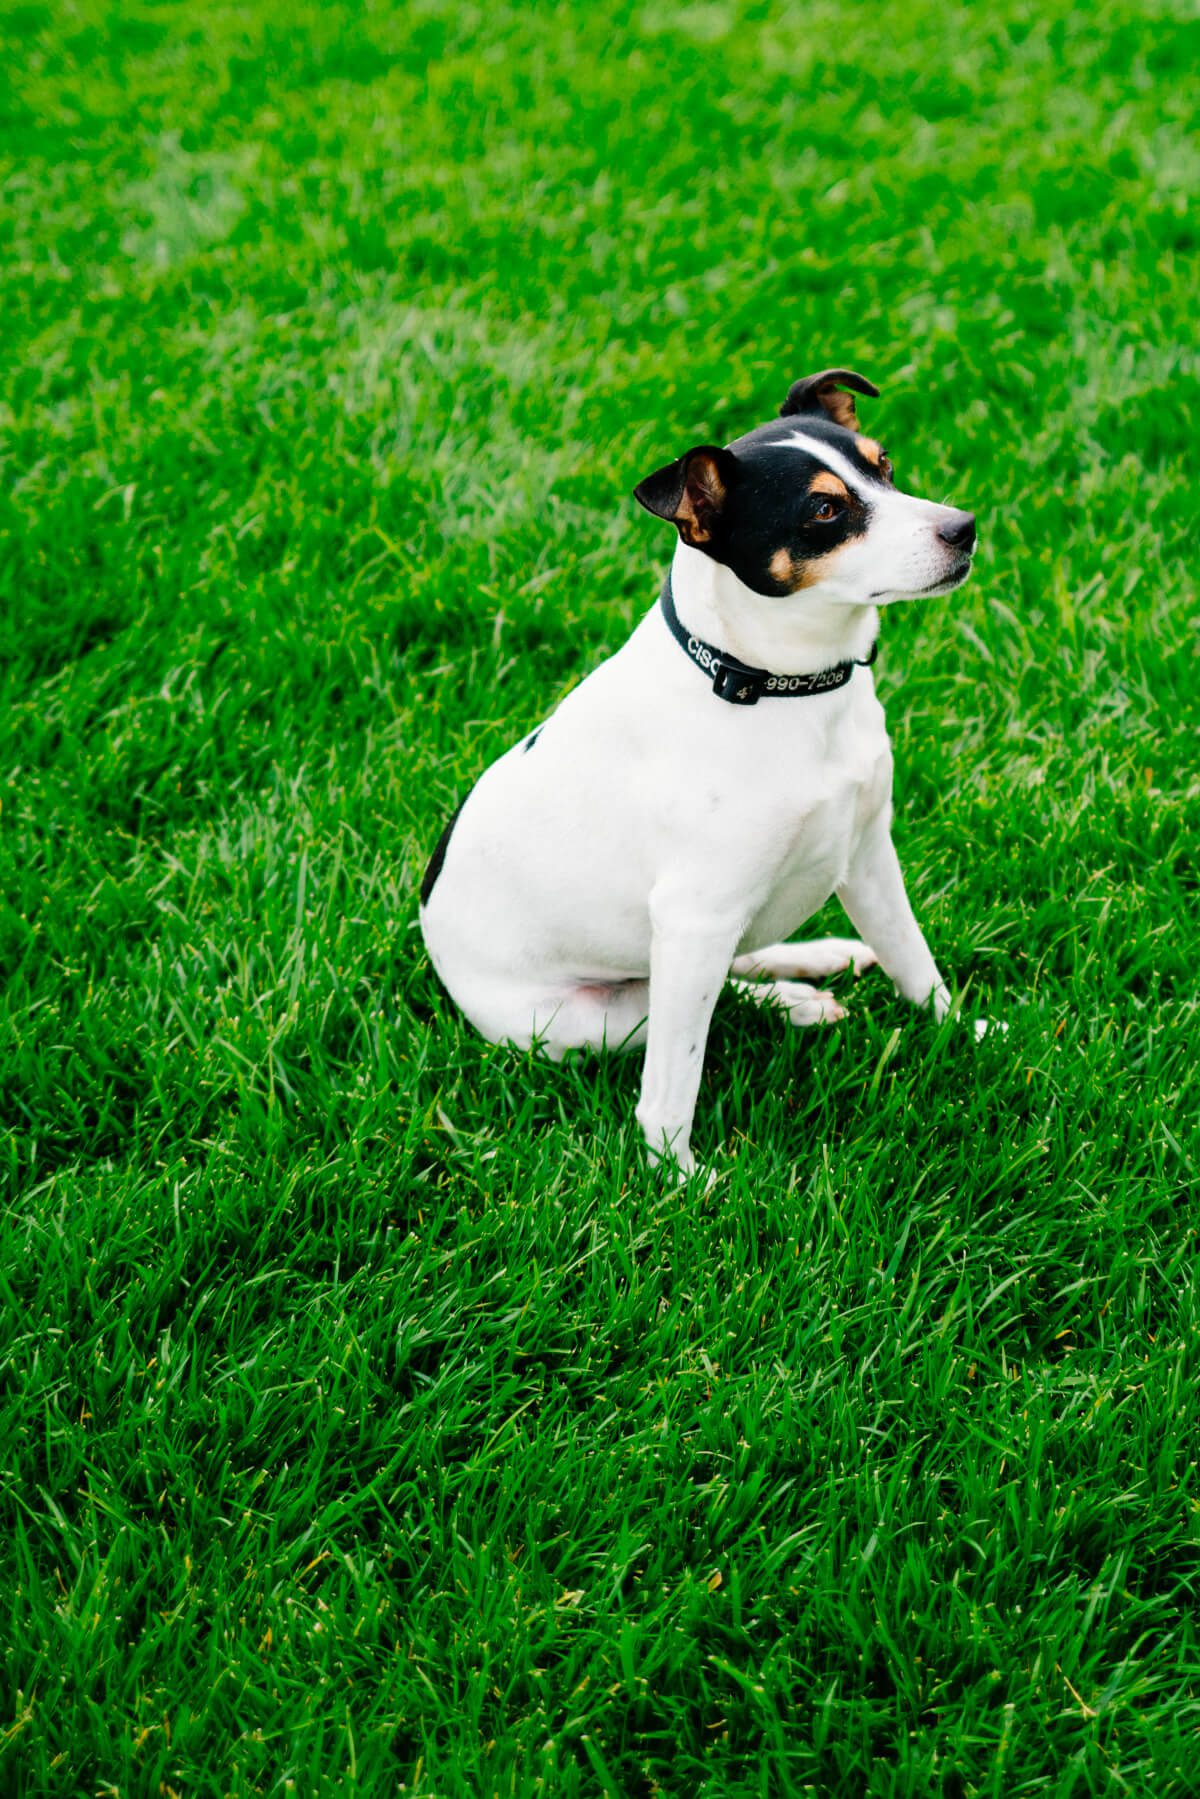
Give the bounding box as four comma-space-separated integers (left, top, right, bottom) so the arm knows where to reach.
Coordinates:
636, 902, 742, 1176
837, 811, 952, 1020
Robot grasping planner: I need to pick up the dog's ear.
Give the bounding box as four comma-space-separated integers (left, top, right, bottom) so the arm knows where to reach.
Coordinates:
780, 368, 880, 430
633, 445, 737, 547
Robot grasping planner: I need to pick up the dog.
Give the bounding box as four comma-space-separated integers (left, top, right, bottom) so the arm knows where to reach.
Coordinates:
419, 368, 976, 1174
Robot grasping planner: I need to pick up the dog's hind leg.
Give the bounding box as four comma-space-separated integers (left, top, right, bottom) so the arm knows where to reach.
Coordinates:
536, 981, 651, 1058
463, 978, 650, 1061
729, 978, 847, 1027
731, 938, 877, 982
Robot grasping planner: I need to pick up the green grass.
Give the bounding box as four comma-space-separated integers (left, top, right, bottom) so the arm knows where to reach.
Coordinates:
2, 0, 1199, 1792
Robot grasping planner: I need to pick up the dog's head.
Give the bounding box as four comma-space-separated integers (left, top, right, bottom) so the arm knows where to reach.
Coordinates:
634, 369, 975, 604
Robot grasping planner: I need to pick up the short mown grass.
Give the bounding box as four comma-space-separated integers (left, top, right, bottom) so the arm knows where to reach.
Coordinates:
2, 1, 1199, 1793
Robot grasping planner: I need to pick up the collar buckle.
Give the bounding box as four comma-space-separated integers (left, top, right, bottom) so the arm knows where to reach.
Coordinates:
711, 661, 762, 705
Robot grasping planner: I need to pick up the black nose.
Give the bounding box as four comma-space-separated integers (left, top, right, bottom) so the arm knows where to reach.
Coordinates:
937, 509, 976, 551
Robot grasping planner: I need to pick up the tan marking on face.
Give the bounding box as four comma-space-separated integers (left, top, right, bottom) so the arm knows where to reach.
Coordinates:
770, 541, 854, 592
855, 436, 883, 468
809, 471, 851, 499
790, 549, 836, 590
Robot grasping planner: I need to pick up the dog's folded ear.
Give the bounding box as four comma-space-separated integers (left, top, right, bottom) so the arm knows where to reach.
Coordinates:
633, 445, 737, 548
780, 368, 880, 430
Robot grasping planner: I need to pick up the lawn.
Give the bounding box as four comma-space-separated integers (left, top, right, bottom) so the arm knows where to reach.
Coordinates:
2, 0, 1199, 1792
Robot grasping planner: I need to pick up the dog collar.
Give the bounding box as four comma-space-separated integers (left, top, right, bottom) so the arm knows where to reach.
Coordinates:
659, 571, 877, 705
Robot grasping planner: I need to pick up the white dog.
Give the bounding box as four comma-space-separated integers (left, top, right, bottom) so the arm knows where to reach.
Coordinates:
420, 369, 976, 1173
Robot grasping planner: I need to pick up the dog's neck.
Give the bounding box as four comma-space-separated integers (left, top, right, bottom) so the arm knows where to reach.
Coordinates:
669, 542, 879, 676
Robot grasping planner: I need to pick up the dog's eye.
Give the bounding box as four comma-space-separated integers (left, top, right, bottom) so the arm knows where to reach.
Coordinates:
811, 497, 842, 523
879, 451, 894, 483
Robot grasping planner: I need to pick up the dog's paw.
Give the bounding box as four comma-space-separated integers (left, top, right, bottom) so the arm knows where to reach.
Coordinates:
641, 1121, 697, 1178
772, 981, 848, 1027
929, 980, 953, 1023
732, 937, 878, 982
973, 1017, 1009, 1041
645, 1141, 717, 1191
839, 939, 880, 979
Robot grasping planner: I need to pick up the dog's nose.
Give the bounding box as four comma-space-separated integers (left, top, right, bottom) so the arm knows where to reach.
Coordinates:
937, 509, 976, 551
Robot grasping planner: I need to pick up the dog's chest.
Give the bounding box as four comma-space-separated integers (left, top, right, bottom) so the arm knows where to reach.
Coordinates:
730, 705, 892, 945
740, 797, 868, 947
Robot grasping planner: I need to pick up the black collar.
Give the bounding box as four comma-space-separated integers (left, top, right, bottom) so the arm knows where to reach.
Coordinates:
659, 570, 877, 705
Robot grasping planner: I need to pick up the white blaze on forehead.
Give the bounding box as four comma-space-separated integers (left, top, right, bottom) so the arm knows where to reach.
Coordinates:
767, 427, 966, 604
781, 429, 877, 498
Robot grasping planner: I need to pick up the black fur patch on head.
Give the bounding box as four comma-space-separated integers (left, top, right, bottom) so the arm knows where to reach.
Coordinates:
635, 380, 898, 597
702, 416, 892, 595
715, 430, 871, 593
